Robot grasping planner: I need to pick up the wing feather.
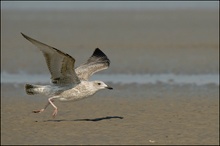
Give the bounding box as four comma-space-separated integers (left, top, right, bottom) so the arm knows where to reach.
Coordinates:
75, 48, 110, 80
21, 33, 80, 85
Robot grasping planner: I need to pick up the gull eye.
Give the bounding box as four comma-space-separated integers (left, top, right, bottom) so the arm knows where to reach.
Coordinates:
97, 83, 101, 85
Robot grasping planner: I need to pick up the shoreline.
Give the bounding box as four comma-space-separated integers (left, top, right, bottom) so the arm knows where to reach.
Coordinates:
1, 72, 219, 85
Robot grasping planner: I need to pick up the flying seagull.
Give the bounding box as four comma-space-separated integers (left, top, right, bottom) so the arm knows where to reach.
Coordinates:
21, 33, 113, 118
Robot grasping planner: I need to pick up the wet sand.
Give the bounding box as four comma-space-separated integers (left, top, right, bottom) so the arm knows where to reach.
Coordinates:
1, 9, 219, 74
1, 8, 219, 145
1, 83, 219, 145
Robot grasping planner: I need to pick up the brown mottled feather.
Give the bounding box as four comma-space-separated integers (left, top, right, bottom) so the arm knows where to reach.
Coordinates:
21, 33, 80, 85
21, 33, 110, 84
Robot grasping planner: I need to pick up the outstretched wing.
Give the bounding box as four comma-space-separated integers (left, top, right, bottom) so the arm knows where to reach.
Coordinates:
75, 48, 110, 81
21, 33, 80, 85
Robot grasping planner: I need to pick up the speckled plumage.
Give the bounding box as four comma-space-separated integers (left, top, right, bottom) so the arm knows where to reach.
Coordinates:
21, 33, 113, 118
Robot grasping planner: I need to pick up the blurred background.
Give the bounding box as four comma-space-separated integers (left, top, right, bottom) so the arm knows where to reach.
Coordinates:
1, 1, 219, 84
1, 2, 219, 145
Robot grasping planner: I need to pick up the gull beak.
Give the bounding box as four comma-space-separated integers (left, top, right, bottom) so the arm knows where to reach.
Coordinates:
106, 86, 113, 90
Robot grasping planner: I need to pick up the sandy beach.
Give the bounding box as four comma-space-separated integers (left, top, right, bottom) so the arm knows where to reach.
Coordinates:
1, 83, 219, 145
1, 4, 219, 145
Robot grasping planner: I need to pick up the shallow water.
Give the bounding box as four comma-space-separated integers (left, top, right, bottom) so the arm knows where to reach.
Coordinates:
1, 71, 219, 86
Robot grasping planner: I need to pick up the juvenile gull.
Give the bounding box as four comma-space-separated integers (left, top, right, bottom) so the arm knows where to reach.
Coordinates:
21, 33, 113, 118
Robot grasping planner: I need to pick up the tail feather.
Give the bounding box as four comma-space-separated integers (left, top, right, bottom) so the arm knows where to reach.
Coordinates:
25, 84, 38, 95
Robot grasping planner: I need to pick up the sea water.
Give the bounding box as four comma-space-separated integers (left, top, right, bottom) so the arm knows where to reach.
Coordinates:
1, 71, 219, 86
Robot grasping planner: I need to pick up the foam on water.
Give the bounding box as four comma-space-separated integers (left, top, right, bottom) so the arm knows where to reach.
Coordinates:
1, 71, 219, 86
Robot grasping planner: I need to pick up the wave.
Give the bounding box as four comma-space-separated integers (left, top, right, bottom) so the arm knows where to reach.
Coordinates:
1, 71, 219, 86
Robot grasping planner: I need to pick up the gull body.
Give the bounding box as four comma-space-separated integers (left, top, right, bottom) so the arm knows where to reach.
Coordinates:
21, 33, 113, 118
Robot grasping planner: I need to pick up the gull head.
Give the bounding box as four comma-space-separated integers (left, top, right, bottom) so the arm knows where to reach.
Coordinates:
92, 81, 113, 90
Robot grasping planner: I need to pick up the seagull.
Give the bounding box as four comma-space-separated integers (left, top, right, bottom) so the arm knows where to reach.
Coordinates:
21, 33, 113, 118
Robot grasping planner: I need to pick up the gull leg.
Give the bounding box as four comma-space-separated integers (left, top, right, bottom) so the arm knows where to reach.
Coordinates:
48, 97, 58, 118
32, 101, 51, 113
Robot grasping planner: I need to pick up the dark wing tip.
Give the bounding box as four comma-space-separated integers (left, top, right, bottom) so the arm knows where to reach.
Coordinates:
93, 48, 107, 57
21, 32, 34, 42
92, 48, 110, 66
21, 32, 28, 39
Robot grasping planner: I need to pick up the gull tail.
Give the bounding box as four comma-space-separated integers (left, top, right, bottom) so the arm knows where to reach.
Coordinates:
25, 84, 41, 95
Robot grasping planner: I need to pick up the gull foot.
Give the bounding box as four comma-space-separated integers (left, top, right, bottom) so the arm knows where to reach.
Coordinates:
32, 109, 44, 113
52, 109, 58, 118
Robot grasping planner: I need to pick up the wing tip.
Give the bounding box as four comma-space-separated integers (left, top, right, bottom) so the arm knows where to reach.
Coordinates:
21, 32, 27, 38
93, 48, 107, 57
21, 32, 33, 42
93, 48, 110, 66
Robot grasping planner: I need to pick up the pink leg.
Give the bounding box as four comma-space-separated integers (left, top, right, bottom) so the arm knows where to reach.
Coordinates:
48, 97, 58, 118
32, 101, 51, 113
